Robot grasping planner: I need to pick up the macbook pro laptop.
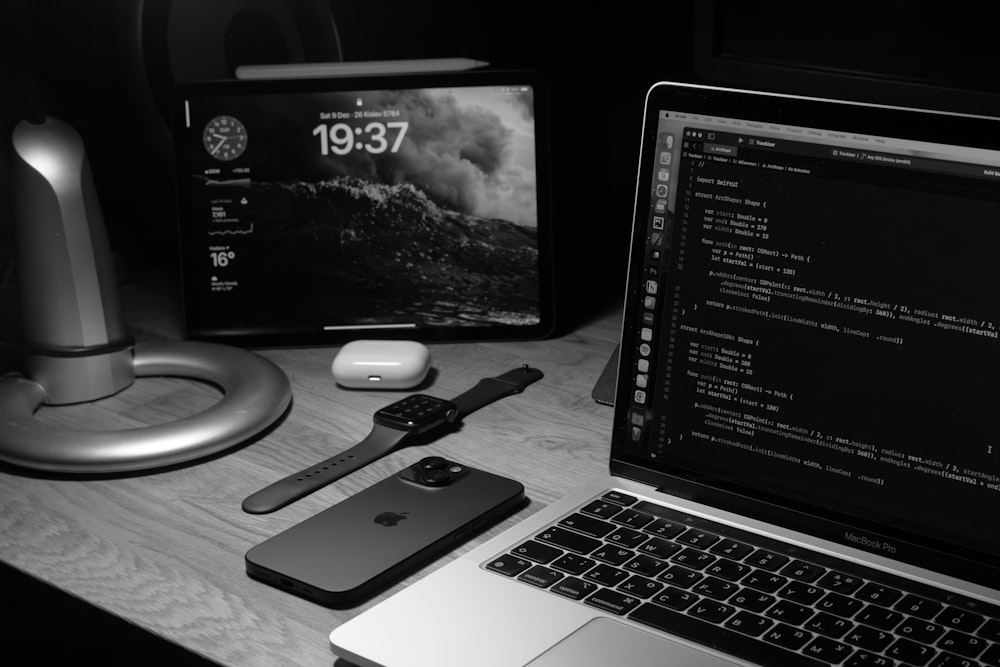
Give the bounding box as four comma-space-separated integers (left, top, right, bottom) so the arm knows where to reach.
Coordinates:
329, 81, 1000, 666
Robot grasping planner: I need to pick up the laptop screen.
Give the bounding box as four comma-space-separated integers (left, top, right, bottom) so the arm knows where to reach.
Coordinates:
613, 82, 1000, 579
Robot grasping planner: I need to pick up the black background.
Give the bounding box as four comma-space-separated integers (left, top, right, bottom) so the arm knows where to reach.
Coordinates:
3, 1, 1000, 335
1, 1, 998, 663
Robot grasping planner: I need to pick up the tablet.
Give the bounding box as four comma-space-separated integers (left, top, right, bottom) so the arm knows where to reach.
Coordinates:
172, 70, 553, 346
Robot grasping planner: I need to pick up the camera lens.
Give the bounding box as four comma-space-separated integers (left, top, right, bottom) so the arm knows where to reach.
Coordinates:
419, 469, 452, 486
418, 456, 449, 470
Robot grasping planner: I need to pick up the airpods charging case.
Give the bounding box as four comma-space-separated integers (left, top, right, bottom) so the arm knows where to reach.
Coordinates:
331, 340, 431, 389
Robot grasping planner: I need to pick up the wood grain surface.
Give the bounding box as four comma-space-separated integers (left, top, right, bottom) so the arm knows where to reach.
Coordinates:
0, 279, 623, 666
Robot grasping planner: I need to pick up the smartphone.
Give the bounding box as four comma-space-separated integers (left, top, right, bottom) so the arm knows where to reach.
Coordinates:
245, 456, 527, 608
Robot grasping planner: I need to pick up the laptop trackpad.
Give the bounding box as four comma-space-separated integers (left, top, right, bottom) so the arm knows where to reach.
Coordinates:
526, 617, 740, 666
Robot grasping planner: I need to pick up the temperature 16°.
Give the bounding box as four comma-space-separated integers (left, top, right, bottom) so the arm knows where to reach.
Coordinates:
210, 250, 235, 267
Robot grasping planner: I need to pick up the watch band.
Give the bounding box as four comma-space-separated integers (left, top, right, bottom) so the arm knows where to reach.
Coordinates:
241, 424, 409, 514
450, 364, 544, 418
241, 365, 543, 514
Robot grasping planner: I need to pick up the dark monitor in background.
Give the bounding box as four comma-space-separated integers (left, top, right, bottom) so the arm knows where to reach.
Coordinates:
692, 1, 1000, 117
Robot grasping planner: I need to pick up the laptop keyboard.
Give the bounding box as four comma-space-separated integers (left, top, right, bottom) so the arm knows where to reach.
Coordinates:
484, 490, 1000, 666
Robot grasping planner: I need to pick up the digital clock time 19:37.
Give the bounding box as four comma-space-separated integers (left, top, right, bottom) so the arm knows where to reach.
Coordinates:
312, 121, 409, 155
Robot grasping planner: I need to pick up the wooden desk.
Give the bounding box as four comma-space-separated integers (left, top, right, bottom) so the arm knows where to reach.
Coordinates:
0, 272, 622, 666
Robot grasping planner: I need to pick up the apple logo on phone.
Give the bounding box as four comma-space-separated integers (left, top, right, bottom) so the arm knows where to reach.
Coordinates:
374, 511, 409, 527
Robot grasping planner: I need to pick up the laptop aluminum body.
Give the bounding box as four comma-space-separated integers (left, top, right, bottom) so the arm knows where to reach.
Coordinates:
330, 81, 1000, 666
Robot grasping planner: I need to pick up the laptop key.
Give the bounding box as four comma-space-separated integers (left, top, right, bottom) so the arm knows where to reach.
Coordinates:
886, 637, 936, 665
817, 591, 866, 618
802, 636, 853, 663
550, 553, 596, 575
730, 590, 776, 613
689, 600, 737, 623
710, 538, 755, 560
637, 536, 683, 560
676, 528, 722, 549
937, 607, 985, 634
624, 553, 669, 577
606, 526, 648, 549
512, 540, 562, 563
611, 509, 655, 529
651, 586, 699, 611
550, 576, 598, 601
981, 644, 1000, 666
643, 517, 686, 539
725, 610, 775, 637
743, 570, 789, 593
535, 526, 602, 554
804, 611, 854, 639
632, 501, 693, 524
601, 491, 637, 506
766, 599, 815, 626
817, 570, 865, 595
630, 604, 827, 666
658, 564, 704, 588
857, 582, 904, 607
978, 618, 1000, 642
585, 588, 642, 615
672, 547, 716, 570
779, 581, 825, 605
856, 604, 904, 631
764, 622, 814, 651
844, 649, 896, 666
930, 652, 980, 666
692, 576, 739, 601
583, 563, 630, 587
558, 512, 616, 538
591, 544, 634, 566
485, 556, 532, 577
705, 558, 752, 582
517, 565, 564, 588
746, 548, 791, 571
844, 624, 895, 652
936, 629, 988, 658
780, 559, 826, 583
580, 499, 624, 519
618, 574, 664, 599
894, 593, 944, 620
895, 618, 944, 644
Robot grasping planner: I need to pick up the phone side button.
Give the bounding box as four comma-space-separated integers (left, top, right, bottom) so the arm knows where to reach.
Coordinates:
454, 516, 490, 543
486, 556, 533, 577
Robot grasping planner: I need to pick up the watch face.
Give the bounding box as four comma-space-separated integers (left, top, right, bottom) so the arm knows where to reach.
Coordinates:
374, 395, 458, 431
202, 115, 248, 161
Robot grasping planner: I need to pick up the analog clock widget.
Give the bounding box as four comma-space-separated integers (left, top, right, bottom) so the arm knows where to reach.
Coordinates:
203, 115, 248, 161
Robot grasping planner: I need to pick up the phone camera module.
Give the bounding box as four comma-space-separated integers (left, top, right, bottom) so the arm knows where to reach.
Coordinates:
405, 457, 470, 486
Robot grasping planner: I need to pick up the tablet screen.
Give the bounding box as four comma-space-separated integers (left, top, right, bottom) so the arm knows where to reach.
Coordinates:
173, 70, 553, 346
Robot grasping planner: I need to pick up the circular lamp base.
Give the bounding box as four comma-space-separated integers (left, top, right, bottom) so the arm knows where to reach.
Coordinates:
0, 341, 292, 474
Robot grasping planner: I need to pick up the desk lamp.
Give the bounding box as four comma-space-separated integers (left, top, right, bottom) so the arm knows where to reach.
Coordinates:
0, 114, 291, 474
0, 4, 291, 473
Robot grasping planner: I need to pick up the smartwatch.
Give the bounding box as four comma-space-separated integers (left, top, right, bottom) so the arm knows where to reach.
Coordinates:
242, 365, 543, 514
